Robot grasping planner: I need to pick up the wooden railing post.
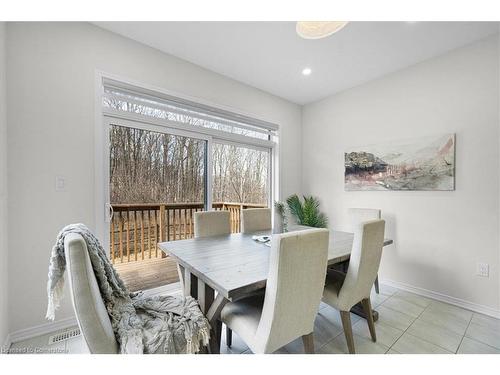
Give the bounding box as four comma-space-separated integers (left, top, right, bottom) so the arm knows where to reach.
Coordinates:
167, 207, 171, 241
159, 204, 166, 258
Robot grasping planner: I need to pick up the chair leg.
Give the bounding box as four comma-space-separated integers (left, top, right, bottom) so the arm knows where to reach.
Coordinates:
374, 275, 380, 294
226, 326, 232, 347
340, 311, 355, 354
301, 332, 315, 354
361, 298, 377, 342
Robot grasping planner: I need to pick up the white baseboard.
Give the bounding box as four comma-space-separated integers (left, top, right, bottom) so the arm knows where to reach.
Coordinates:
2, 333, 11, 353
380, 279, 500, 319
9, 316, 78, 345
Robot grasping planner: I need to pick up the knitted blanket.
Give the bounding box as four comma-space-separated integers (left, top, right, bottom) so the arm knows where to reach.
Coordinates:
46, 223, 210, 354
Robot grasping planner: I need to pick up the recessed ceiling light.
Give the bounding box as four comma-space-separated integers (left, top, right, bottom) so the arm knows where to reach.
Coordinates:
302, 68, 312, 76
296, 21, 349, 39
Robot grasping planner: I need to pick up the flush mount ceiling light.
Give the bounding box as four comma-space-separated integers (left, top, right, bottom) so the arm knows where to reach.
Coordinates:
296, 21, 349, 39
302, 67, 312, 76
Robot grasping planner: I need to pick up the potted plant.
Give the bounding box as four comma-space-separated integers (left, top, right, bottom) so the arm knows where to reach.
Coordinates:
287, 194, 328, 228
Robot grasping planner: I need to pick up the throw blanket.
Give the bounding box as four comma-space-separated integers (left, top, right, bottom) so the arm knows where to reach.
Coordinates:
46, 223, 210, 354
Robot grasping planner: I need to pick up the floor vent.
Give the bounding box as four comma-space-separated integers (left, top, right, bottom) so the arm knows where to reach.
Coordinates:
48, 327, 81, 345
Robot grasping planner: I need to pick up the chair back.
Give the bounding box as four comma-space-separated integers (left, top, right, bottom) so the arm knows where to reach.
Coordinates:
194, 210, 231, 238
64, 233, 118, 354
255, 228, 329, 353
338, 220, 385, 308
348, 208, 381, 230
241, 208, 272, 233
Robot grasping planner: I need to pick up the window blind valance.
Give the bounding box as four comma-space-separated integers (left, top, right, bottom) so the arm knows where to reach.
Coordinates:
102, 79, 278, 143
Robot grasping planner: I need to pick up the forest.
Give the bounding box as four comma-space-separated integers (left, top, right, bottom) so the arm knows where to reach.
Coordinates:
110, 125, 269, 205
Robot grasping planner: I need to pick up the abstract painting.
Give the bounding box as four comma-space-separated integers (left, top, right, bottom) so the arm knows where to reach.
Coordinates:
345, 134, 455, 191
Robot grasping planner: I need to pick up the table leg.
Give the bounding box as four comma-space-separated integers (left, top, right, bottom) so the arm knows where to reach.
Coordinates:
196, 279, 227, 354
196, 279, 214, 354
184, 269, 198, 299
206, 293, 229, 354
197, 279, 214, 315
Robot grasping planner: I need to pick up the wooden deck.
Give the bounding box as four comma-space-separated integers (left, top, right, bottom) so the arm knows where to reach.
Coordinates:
113, 255, 180, 292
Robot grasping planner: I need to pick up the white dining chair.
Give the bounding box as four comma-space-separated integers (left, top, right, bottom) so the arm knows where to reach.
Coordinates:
193, 210, 231, 238
225, 207, 272, 346
241, 208, 272, 234
64, 233, 119, 353
322, 219, 385, 354
220, 228, 329, 354
349, 208, 382, 294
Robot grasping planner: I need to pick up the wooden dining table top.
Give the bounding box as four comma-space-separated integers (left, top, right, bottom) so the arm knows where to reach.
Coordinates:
158, 227, 393, 301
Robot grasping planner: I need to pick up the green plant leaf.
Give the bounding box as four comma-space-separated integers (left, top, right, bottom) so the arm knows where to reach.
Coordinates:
286, 194, 304, 224
286, 194, 327, 228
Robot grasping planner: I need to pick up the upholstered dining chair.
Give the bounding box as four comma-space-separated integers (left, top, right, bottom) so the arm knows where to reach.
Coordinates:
220, 228, 329, 354
193, 210, 231, 238
177, 210, 233, 296
349, 208, 382, 294
322, 219, 385, 354
241, 208, 272, 234
65, 233, 119, 354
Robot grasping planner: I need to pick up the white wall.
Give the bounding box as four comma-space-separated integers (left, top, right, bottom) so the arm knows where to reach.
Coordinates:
0, 22, 9, 346
302, 35, 500, 314
6, 22, 302, 333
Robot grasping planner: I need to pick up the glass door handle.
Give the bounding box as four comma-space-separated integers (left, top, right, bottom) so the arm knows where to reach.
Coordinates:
105, 203, 114, 223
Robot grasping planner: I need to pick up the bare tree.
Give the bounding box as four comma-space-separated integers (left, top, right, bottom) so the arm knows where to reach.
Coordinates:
110, 125, 268, 205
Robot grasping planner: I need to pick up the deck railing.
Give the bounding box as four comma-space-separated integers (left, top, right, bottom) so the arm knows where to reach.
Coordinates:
110, 202, 266, 264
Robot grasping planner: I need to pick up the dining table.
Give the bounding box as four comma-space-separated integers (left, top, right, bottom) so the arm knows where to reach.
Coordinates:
158, 226, 393, 353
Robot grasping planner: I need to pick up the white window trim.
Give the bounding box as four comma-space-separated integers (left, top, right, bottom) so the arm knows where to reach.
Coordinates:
94, 71, 280, 248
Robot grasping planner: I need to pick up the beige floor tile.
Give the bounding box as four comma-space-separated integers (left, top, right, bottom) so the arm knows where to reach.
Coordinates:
319, 302, 330, 310
457, 337, 500, 354
426, 301, 473, 324
283, 314, 343, 353
370, 292, 390, 307
407, 319, 463, 353
318, 305, 361, 327
318, 333, 388, 354
352, 319, 404, 348
382, 295, 426, 318
418, 309, 469, 336
470, 313, 500, 333
392, 333, 453, 354
465, 322, 500, 350
394, 290, 432, 308
376, 305, 416, 331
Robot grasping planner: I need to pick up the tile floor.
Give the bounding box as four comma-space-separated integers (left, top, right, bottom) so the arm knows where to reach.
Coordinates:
7, 285, 500, 354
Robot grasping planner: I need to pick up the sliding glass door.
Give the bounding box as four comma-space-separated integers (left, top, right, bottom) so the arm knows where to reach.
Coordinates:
106, 119, 209, 291
99, 78, 277, 291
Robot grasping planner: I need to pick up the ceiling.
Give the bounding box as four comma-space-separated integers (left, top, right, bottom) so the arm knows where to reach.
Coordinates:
94, 22, 499, 105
